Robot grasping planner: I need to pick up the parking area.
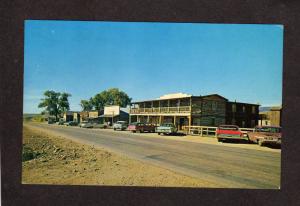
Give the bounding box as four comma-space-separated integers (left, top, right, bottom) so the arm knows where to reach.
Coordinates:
53, 123, 281, 153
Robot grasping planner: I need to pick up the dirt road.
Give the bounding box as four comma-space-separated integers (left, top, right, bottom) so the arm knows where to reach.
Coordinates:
24, 123, 281, 189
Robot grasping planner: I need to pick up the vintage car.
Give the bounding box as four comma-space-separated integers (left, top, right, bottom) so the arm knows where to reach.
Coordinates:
65, 121, 78, 126
155, 123, 177, 135
127, 122, 156, 133
79, 121, 93, 128
216, 125, 248, 142
247, 126, 281, 146
113, 121, 128, 131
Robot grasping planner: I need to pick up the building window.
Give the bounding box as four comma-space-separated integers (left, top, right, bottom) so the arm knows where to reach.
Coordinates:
232, 104, 236, 112
242, 121, 245, 128
251, 120, 256, 127
252, 106, 256, 114
242, 106, 246, 113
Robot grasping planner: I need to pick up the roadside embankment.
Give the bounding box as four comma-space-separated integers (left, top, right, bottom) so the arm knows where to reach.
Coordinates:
22, 125, 221, 187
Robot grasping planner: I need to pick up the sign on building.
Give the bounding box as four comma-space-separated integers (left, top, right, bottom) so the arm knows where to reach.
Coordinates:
104, 105, 120, 116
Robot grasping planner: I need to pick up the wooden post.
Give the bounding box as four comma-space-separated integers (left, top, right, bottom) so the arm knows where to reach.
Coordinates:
159, 101, 161, 113
174, 116, 176, 129
200, 127, 203, 137
129, 104, 131, 124
159, 116, 162, 125
188, 115, 192, 134
178, 99, 180, 112
168, 100, 170, 112
151, 101, 153, 113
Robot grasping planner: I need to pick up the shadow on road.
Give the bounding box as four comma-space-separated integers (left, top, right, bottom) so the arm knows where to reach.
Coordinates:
221, 139, 281, 149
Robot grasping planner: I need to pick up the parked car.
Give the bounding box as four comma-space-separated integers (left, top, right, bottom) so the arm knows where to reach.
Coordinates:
113, 121, 128, 131
216, 125, 249, 142
93, 123, 108, 129
65, 121, 78, 126
247, 126, 281, 146
127, 122, 156, 133
79, 121, 93, 128
155, 123, 177, 135
56, 118, 65, 125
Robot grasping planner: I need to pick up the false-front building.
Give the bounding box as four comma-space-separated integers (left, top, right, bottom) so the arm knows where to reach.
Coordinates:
129, 93, 259, 129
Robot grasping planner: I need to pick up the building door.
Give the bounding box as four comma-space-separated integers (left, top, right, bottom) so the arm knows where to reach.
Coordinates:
179, 117, 185, 130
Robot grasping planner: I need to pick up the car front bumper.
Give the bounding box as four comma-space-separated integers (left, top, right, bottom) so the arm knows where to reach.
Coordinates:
261, 139, 281, 145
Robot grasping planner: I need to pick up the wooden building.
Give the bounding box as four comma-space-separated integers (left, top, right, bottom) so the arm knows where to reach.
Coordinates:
259, 106, 282, 126
225, 102, 259, 128
130, 93, 227, 130
99, 106, 129, 126
63, 111, 75, 122
130, 93, 259, 130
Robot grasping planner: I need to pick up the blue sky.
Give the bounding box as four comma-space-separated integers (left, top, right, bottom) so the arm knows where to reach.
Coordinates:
24, 20, 283, 113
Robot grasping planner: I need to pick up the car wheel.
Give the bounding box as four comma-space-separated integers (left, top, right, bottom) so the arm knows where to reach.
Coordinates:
217, 138, 222, 142
158, 133, 161, 135
114, 128, 116, 131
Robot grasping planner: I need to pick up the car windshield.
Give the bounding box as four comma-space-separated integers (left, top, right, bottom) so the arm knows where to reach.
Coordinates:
117, 121, 126, 124
257, 127, 281, 133
219, 126, 239, 130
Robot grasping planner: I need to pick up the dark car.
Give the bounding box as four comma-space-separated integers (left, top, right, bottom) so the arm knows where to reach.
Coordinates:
65, 121, 78, 126
127, 122, 156, 133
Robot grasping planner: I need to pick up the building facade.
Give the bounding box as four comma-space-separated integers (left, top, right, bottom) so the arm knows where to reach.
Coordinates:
259, 106, 282, 126
130, 93, 259, 130
226, 102, 259, 128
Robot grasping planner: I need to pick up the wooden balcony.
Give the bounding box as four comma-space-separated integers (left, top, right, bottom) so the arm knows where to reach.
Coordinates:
130, 106, 191, 114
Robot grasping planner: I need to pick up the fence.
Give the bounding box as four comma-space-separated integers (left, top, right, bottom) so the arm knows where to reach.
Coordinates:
182, 126, 255, 137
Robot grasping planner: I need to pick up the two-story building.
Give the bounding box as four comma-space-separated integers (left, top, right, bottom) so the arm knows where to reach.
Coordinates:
129, 93, 259, 130
226, 101, 259, 128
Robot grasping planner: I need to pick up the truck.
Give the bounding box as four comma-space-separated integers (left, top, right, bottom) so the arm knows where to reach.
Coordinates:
127, 122, 156, 133
155, 123, 177, 135
247, 126, 281, 146
216, 125, 249, 142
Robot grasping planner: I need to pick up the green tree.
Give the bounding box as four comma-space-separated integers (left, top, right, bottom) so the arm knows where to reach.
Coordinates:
59, 92, 71, 113
91, 88, 131, 110
80, 98, 94, 111
38, 90, 71, 121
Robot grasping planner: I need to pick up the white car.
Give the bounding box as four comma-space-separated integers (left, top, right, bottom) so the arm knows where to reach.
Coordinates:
79, 121, 93, 128
113, 121, 128, 131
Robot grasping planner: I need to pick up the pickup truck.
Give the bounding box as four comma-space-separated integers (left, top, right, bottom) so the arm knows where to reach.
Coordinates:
127, 122, 156, 133
247, 126, 281, 146
113, 121, 128, 131
216, 125, 249, 142
155, 123, 177, 135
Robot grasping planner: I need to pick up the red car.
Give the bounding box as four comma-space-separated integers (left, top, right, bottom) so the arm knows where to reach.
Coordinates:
127, 122, 156, 133
216, 125, 249, 142
247, 126, 281, 146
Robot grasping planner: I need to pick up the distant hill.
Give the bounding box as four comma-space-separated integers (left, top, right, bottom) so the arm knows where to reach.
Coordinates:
259, 107, 272, 112
23, 113, 40, 118
259, 106, 281, 112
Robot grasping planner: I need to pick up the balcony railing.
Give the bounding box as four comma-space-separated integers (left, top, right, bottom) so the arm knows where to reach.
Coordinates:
130, 106, 191, 114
